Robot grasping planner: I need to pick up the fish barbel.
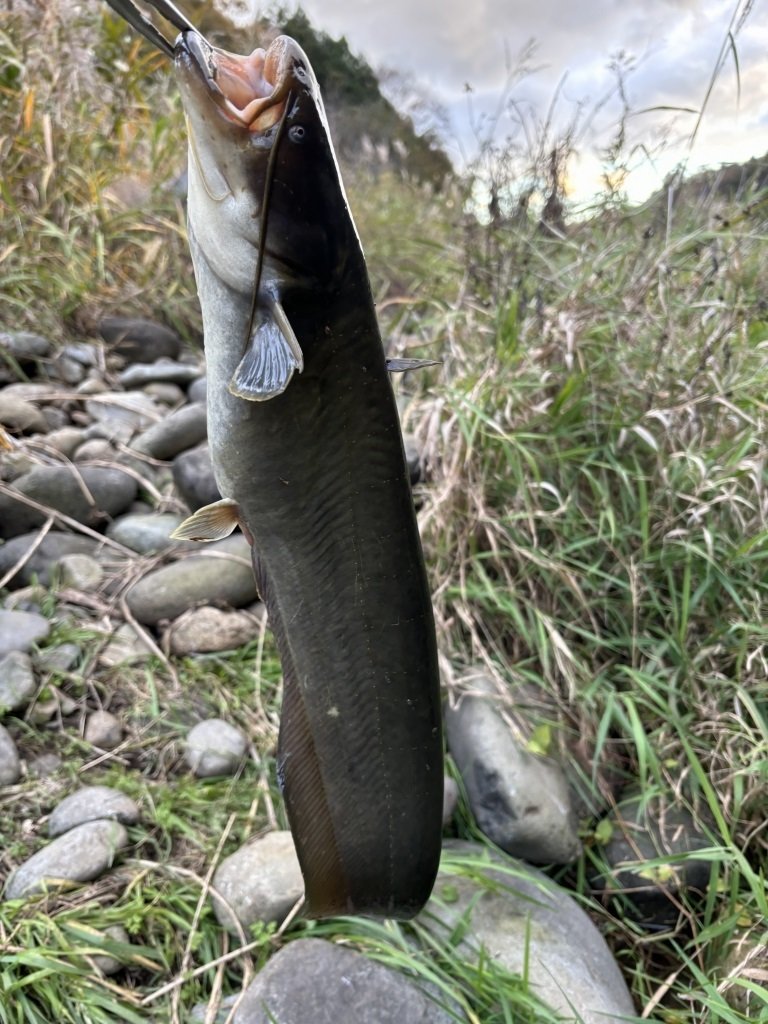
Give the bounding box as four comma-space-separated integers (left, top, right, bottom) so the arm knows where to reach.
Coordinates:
103, 0, 443, 919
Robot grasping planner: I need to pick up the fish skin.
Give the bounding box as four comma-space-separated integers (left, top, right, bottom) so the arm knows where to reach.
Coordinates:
177, 32, 443, 918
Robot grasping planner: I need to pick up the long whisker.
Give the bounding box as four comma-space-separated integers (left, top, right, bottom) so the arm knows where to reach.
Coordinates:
243, 92, 295, 345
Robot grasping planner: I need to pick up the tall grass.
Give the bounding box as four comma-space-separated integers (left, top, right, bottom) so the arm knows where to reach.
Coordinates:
0, 5, 195, 338
407, 178, 768, 1019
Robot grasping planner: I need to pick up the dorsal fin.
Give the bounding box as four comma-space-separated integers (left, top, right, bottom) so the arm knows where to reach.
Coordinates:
386, 358, 441, 373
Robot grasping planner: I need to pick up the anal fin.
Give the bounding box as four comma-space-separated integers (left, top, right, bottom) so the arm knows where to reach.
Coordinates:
170, 498, 241, 542
251, 550, 349, 917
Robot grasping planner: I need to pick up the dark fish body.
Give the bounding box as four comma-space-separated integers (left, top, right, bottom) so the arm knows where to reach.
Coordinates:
195, 249, 442, 916
101, 1, 443, 918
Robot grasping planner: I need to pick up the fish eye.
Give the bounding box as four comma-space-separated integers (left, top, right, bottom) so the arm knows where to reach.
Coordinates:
288, 125, 307, 144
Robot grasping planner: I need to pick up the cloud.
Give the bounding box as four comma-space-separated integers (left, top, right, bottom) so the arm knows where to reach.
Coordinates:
296, 0, 768, 198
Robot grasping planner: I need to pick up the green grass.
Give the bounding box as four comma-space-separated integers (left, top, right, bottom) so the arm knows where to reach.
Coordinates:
411, 195, 768, 1020
1, 3, 767, 1022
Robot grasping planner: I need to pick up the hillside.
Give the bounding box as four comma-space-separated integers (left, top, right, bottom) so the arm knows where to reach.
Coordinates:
278, 10, 452, 186
631, 151, 768, 233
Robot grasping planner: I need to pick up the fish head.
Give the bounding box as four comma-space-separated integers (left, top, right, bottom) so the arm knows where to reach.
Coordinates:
174, 31, 356, 295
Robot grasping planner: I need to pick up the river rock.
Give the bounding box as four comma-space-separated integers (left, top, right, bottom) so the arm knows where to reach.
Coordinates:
185, 718, 247, 778
1, 382, 59, 402
57, 553, 103, 590
0, 335, 49, 384
0, 447, 37, 482
97, 623, 152, 667
212, 830, 304, 934
172, 444, 221, 511
445, 674, 580, 864
5, 820, 129, 899
84, 710, 123, 749
83, 391, 160, 444
0, 331, 51, 361
130, 402, 207, 460
144, 382, 186, 406
2, 585, 45, 612
0, 532, 102, 588
0, 609, 50, 656
98, 317, 181, 363
0, 393, 49, 435
28, 685, 77, 724
35, 641, 79, 673
67, 922, 131, 976
721, 933, 768, 1016
48, 785, 140, 837
49, 352, 86, 385
73, 438, 114, 462
188, 376, 207, 404
232, 938, 456, 1024
106, 513, 186, 554
125, 533, 257, 624
590, 793, 714, 924
93, 924, 132, 975
62, 342, 99, 368
44, 426, 86, 457
191, 995, 238, 1024
422, 841, 636, 1023
120, 502, 153, 519
0, 725, 21, 785
0, 466, 137, 538
168, 606, 257, 655
40, 405, 70, 431
0, 449, 36, 481
28, 752, 63, 777
119, 360, 201, 388
77, 375, 107, 395
0, 651, 36, 713
442, 775, 459, 826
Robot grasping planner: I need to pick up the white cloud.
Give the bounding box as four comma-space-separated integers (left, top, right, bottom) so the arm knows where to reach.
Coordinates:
293, 0, 767, 200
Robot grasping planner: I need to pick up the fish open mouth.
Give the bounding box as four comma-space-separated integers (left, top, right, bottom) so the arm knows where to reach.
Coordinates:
181, 33, 294, 132
103, 0, 296, 132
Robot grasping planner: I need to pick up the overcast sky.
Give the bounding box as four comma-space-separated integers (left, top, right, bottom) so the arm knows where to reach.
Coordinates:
286, 0, 764, 203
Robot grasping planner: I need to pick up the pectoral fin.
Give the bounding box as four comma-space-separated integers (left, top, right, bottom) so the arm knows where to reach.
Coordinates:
229, 300, 304, 401
386, 358, 441, 372
170, 498, 241, 542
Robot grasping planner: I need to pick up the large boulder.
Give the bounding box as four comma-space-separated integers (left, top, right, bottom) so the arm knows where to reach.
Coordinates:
420, 841, 636, 1023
